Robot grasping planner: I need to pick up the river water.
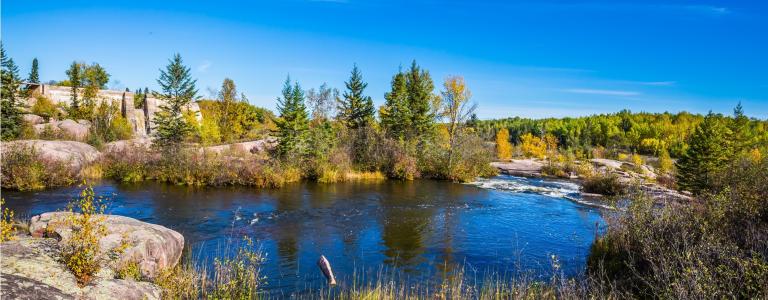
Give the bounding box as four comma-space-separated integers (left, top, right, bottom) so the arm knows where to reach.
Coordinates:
2, 175, 605, 295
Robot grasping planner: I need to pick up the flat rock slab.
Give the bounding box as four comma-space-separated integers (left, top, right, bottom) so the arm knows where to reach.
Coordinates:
0, 237, 161, 300
491, 159, 544, 177
29, 212, 184, 279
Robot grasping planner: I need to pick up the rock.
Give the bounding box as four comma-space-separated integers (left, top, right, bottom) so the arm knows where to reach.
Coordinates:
76, 119, 91, 127
1, 140, 100, 170
22, 114, 45, 125
589, 158, 625, 170
202, 137, 278, 155
29, 212, 184, 279
102, 138, 153, 153
56, 119, 90, 140
491, 159, 543, 177
0, 237, 162, 300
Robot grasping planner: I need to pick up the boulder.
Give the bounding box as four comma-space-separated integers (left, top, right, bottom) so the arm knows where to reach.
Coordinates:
22, 114, 45, 125
589, 158, 625, 170
0, 237, 162, 300
202, 137, 278, 155
1, 140, 100, 170
491, 159, 544, 177
29, 212, 184, 279
103, 138, 153, 154
56, 119, 90, 140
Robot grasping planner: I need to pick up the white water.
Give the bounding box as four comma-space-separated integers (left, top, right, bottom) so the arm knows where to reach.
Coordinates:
469, 175, 615, 210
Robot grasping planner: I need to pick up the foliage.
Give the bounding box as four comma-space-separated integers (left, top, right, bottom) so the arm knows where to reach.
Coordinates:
588, 158, 768, 298
1, 43, 23, 140
0, 144, 77, 190
520, 133, 546, 158
153, 53, 198, 149
337, 64, 375, 129
676, 112, 732, 195
209, 237, 266, 299
28, 57, 39, 83
657, 147, 673, 174
495, 128, 513, 160
275, 76, 309, 157
380, 71, 411, 140
31, 95, 63, 121
61, 184, 108, 285
116, 261, 142, 281
1, 198, 16, 242
87, 101, 133, 146
581, 173, 626, 197
306, 83, 338, 122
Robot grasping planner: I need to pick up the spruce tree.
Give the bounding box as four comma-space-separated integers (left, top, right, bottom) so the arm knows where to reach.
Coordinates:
28, 58, 39, 83
404, 60, 435, 138
66, 61, 81, 111
1, 43, 22, 140
380, 71, 410, 140
152, 53, 198, 149
337, 64, 374, 129
276, 76, 309, 157
730, 102, 751, 155
676, 112, 732, 195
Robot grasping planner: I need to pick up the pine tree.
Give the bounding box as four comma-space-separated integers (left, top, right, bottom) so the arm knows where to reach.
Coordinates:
28, 58, 39, 83
1, 43, 22, 140
152, 53, 198, 149
276, 76, 309, 157
336, 64, 374, 129
730, 102, 751, 155
380, 70, 410, 140
676, 112, 732, 195
404, 60, 435, 139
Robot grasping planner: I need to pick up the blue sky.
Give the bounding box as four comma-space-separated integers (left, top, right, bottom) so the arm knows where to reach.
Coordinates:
2, 0, 766, 119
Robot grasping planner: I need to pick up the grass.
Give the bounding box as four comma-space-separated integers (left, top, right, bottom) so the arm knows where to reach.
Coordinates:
0, 144, 78, 191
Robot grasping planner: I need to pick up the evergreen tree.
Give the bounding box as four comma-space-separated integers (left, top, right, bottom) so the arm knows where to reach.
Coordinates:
404, 60, 435, 138
152, 53, 198, 149
66, 61, 81, 111
380, 71, 410, 140
336, 64, 374, 129
28, 58, 39, 83
676, 112, 732, 195
276, 76, 309, 157
730, 102, 751, 155
1, 43, 23, 140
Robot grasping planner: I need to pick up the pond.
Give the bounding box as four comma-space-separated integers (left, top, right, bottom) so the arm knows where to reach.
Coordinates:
2, 175, 606, 296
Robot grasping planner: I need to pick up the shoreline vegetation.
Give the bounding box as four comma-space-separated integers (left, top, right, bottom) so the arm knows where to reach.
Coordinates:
2, 48, 768, 298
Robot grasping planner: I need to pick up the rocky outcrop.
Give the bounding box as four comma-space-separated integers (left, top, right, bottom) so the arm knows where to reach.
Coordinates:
1, 140, 100, 170
202, 137, 278, 155
22, 114, 45, 125
29, 212, 184, 279
102, 138, 153, 153
0, 236, 162, 300
492, 159, 544, 177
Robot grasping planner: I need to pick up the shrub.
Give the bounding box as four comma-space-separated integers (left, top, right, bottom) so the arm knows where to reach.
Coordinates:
520, 133, 546, 158
116, 261, 142, 281
581, 173, 626, 197
1, 199, 16, 242
30, 95, 62, 121
0, 144, 77, 190
61, 184, 108, 285
209, 237, 266, 299
495, 128, 512, 160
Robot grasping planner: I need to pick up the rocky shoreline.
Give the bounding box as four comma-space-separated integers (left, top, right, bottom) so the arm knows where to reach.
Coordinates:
492, 158, 692, 203
0, 213, 184, 300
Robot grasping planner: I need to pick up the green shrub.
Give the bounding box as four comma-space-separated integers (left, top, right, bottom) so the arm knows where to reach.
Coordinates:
581, 173, 626, 197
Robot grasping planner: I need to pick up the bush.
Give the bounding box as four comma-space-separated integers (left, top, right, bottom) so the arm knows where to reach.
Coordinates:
581, 173, 626, 197
30, 95, 63, 121
61, 184, 108, 285
0, 144, 77, 190
1, 199, 16, 242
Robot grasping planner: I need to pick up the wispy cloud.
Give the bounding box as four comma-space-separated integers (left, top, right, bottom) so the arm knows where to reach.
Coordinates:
197, 61, 212, 73
635, 81, 676, 87
564, 88, 641, 96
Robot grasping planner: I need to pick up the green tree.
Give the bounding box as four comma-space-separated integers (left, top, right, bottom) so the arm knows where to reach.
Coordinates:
676, 112, 732, 194
81, 63, 109, 100
217, 78, 242, 141
730, 102, 752, 155
380, 71, 410, 140
404, 60, 435, 139
66, 61, 81, 111
336, 64, 374, 129
152, 53, 198, 149
28, 58, 39, 83
276, 76, 309, 157
1, 43, 23, 140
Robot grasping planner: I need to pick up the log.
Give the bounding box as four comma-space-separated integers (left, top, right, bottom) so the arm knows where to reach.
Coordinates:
317, 255, 337, 285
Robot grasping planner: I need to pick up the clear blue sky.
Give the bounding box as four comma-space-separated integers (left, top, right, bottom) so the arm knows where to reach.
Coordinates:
2, 0, 766, 119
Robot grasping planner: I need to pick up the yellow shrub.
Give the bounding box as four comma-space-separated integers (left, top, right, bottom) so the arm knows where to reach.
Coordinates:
520, 133, 546, 159
61, 184, 108, 286
495, 128, 513, 160
1, 199, 16, 242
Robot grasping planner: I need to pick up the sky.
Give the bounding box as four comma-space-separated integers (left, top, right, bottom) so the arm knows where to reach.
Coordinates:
2, 0, 766, 119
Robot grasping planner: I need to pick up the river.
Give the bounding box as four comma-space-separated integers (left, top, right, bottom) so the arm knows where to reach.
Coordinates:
1, 175, 606, 296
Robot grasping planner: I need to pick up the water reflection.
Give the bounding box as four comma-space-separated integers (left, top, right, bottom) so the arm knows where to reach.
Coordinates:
2, 177, 605, 293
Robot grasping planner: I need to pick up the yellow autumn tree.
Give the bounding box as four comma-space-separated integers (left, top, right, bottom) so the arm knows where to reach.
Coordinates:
495, 128, 512, 160
520, 133, 546, 158
543, 133, 559, 159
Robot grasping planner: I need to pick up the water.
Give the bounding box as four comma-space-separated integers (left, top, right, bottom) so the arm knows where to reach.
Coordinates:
1, 175, 606, 295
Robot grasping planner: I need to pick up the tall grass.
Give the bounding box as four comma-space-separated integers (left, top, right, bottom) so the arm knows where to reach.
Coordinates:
0, 144, 78, 190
